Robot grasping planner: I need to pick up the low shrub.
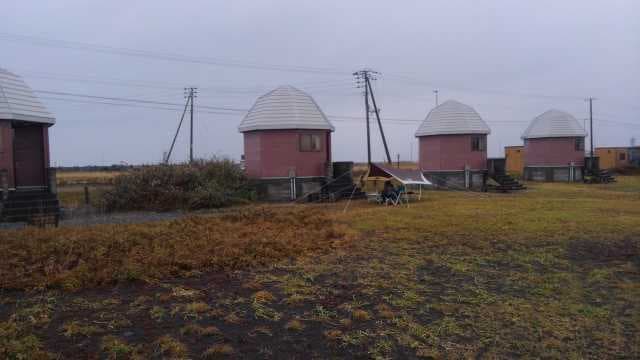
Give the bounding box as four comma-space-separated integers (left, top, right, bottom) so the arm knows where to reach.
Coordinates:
102, 158, 252, 212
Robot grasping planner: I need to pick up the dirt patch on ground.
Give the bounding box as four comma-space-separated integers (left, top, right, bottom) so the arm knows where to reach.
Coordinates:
567, 237, 640, 263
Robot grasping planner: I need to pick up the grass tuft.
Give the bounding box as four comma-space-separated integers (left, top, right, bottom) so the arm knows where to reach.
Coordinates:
153, 335, 187, 358
352, 309, 371, 321
202, 343, 234, 358
285, 319, 305, 331
180, 324, 222, 338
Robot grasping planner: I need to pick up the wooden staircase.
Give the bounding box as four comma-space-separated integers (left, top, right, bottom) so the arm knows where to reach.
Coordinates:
584, 169, 616, 184
0, 189, 60, 226
487, 174, 527, 193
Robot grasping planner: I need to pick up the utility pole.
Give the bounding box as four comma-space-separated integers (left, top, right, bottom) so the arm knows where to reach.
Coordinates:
164, 91, 192, 164
186, 87, 198, 163
433, 89, 439, 106
366, 76, 392, 164
353, 69, 392, 165
354, 71, 372, 165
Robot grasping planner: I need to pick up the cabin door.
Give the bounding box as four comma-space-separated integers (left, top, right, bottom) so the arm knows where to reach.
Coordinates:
14, 125, 46, 188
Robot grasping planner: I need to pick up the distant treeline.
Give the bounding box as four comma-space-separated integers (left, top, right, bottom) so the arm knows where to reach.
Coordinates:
55, 165, 136, 172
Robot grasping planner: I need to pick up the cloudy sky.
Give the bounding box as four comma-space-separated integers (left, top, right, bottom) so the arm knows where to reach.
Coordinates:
2, 0, 639, 166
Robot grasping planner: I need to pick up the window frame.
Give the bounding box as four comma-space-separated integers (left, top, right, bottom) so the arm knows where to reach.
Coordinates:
471, 135, 486, 152
575, 138, 585, 151
299, 134, 322, 152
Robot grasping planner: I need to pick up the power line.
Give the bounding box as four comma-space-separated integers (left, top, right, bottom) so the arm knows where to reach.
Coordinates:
39, 96, 240, 116
9, 32, 635, 107
40, 95, 640, 129
383, 73, 587, 101
36, 88, 640, 130
0, 32, 348, 76
33, 89, 247, 112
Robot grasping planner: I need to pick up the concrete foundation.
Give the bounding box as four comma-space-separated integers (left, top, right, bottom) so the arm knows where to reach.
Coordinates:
423, 170, 487, 191
523, 166, 583, 182
251, 177, 326, 201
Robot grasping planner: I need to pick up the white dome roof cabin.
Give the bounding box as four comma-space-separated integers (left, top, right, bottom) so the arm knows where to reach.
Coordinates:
522, 109, 586, 139
238, 85, 334, 133
0, 68, 55, 125
415, 100, 490, 137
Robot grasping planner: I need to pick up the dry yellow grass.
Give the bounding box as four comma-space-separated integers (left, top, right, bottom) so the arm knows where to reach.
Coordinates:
56, 171, 122, 186
0, 207, 353, 290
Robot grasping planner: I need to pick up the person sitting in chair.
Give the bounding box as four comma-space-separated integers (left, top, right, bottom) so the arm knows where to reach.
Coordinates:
382, 180, 396, 203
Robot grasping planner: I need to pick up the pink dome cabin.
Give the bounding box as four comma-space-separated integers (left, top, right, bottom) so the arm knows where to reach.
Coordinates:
415, 100, 491, 190
522, 110, 586, 182
0, 68, 59, 224
238, 86, 334, 201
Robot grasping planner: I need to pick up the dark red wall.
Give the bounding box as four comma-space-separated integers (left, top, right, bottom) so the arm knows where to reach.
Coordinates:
243, 129, 331, 178
524, 137, 585, 167
418, 134, 487, 171
0, 121, 51, 188
0, 121, 15, 188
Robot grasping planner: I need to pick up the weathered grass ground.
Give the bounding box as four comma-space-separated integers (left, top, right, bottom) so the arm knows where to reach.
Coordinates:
1, 177, 639, 358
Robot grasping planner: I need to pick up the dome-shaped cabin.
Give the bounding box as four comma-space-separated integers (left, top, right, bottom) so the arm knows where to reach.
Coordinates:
0, 68, 55, 189
0, 68, 59, 224
522, 109, 586, 181
239, 85, 334, 200
415, 100, 491, 189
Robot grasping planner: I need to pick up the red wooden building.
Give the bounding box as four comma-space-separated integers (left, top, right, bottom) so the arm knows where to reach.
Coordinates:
415, 100, 491, 190
522, 109, 586, 181
239, 86, 334, 200
0, 68, 59, 223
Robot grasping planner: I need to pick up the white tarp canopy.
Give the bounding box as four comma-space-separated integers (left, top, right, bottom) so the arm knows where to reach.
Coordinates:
368, 163, 432, 185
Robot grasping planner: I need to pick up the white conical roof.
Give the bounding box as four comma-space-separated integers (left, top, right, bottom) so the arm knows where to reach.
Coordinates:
522, 109, 586, 139
0, 68, 55, 124
415, 99, 490, 137
238, 85, 334, 132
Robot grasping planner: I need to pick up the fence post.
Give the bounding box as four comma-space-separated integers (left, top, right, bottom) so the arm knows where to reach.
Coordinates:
47, 167, 57, 194
288, 168, 296, 201
84, 185, 90, 206
569, 162, 575, 182
464, 165, 470, 189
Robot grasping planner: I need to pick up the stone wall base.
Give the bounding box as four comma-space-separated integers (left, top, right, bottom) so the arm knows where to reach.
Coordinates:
523, 166, 583, 182
251, 177, 326, 201
423, 171, 487, 191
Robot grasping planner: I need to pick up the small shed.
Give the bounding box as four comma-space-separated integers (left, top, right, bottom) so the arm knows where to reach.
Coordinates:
0, 68, 59, 223
595, 147, 631, 170
522, 110, 586, 182
415, 100, 491, 190
505, 145, 524, 176
239, 85, 334, 201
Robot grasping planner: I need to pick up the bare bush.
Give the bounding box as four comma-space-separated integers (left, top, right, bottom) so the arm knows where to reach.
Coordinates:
102, 159, 252, 212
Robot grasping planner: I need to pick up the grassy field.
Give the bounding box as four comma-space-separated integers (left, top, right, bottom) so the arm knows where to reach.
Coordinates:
56, 170, 120, 209
56, 170, 122, 187
1, 177, 639, 358
57, 185, 110, 209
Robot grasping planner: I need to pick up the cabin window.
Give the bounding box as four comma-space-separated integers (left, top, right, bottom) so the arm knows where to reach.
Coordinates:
471, 136, 486, 151
575, 138, 585, 151
619, 152, 626, 161
299, 134, 321, 152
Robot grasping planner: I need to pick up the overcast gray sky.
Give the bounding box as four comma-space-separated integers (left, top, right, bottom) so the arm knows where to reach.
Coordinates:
2, 0, 639, 166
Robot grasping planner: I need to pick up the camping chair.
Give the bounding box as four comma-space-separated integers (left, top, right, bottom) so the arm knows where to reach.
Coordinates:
385, 188, 407, 206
